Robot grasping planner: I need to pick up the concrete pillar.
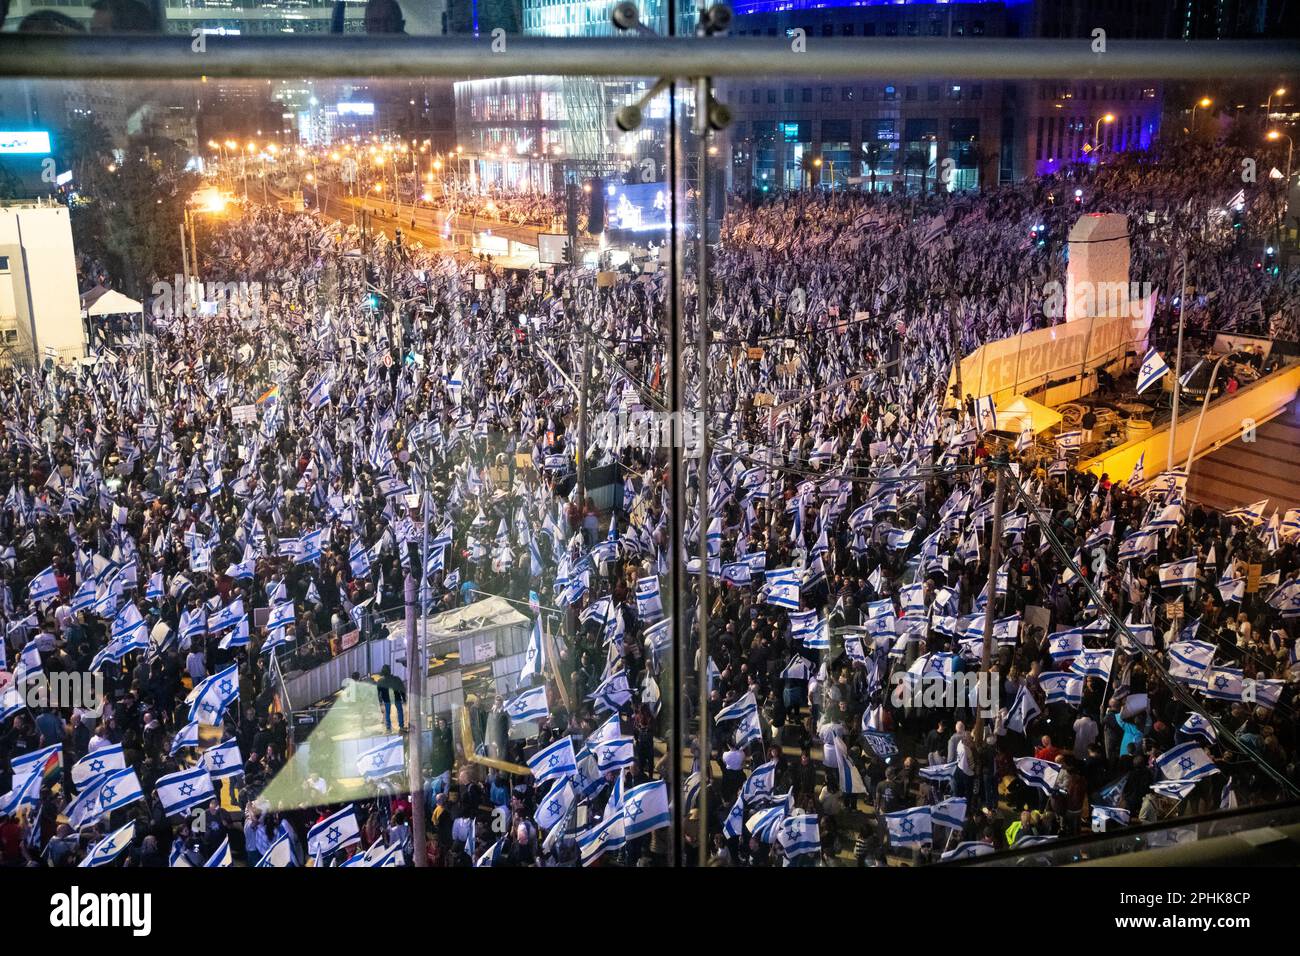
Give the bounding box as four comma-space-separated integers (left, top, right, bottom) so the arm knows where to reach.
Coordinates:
1065, 212, 1130, 323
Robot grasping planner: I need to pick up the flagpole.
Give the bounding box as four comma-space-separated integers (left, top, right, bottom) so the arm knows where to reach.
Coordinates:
974, 454, 1006, 748
1167, 249, 1188, 470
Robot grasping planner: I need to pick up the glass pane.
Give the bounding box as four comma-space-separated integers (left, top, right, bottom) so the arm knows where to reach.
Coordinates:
698, 60, 1299, 867
0, 69, 677, 867
0, 0, 695, 37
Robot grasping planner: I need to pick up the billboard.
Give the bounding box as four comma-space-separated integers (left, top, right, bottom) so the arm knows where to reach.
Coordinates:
538, 233, 571, 265
604, 181, 669, 233
336, 102, 375, 117
0, 131, 52, 154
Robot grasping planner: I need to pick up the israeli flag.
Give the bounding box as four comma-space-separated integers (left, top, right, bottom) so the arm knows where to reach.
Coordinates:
306, 372, 333, 410
71, 743, 126, 789
746, 803, 787, 843
1055, 430, 1083, 451
520, 617, 546, 683
200, 738, 243, 779
504, 684, 549, 723
1154, 742, 1217, 781
79, 820, 135, 867
826, 737, 866, 795
180, 608, 207, 643
527, 736, 578, 784
1150, 778, 1199, 800
1091, 805, 1131, 831
205, 837, 233, 868
594, 736, 636, 774
0, 686, 23, 723
775, 812, 821, 859
715, 690, 758, 724
941, 841, 995, 861
307, 804, 361, 857
1136, 348, 1170, 395
28, 565, 59, 603
535, 778, 576, 832
1015, 756, 1061, 794
1047, 628, 1084, 661
155, 765, 215, 816
1070, 648, 1114, 680
96, 767, 145, 814
788, 609, 820, 641
65, 775, 106, 829
621, 780, 670, 839
1157, 556, 1198, 589
635, 575, 664, 623
1202, 666, 1243, 702
742, 759, 777, 802
577, 811, 625, 866
1006, 683, 1041, 735
255, 832, 296, 867
188, 662, 240, 725
1039, 671, 1083, 707
1225, 498, 1269, 525
933, 797, 967, 831
1168, 640, 1215, 688
722, 791, 745, 839
357, 736, 405, 781
170, 720, 201, 755
207, 598, 245, 634
885, 806, 933, 847
267, 601, 295, 631
0, 768, 42, 817
1179, 712, 1217, 743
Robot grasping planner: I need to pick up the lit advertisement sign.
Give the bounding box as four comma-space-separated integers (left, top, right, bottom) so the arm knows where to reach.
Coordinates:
606, 181, 668, 233
337, 102, 375, 117
0, 131, 52, 154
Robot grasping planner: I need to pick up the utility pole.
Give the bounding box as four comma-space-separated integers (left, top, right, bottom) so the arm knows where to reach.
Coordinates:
404, 568, 426, 866
1168, 249, 1188, 470
576, 332, 592, 502
973, 454, 1006, 747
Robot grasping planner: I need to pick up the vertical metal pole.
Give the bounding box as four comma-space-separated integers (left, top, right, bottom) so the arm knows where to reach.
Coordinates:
973, 459, 1005, 747
693, 74, 712, 868
1168, 249, 1188, 470
179, 215, 190, 309
667, 60, 687, 869
577, 333, 592, 502
411, 467, 428, 866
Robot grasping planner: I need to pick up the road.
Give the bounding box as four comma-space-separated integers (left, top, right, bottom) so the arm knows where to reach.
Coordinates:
296, 183, 550, 253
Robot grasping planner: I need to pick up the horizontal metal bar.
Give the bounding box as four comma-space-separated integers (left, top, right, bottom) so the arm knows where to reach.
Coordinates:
0, 34, 1296, 81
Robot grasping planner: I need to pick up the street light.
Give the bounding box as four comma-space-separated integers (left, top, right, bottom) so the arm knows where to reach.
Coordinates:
1094, 112, 1115, 153
1190, 96, 1212, 133
1267, 86, 1287, 115
1267, 129, 1294, 187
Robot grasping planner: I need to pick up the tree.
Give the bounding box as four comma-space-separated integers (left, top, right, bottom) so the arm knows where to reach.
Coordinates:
862, 143, 882, 193
798, 152, 819, 191
903, 150, 930, 195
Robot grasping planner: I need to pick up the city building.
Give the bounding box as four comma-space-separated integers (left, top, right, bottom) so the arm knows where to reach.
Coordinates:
716, 0, 1165, 193
0, 199, 85, 366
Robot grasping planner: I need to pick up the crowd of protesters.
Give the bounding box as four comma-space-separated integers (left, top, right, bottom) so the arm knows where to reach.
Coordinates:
0, 133, 1297, 868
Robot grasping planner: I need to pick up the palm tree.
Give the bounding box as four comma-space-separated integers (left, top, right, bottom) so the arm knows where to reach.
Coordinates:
863, 143, 882, 192
798, 152, 819, 191
903, 150, 929, 195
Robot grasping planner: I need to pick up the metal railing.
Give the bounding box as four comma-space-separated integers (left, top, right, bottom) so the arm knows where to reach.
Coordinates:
0, 35, 1297, 80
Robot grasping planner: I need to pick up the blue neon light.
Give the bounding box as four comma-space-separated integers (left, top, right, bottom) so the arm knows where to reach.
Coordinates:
729, 0, 1030, 16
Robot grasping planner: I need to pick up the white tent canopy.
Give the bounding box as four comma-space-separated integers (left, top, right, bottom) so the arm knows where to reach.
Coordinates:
996, 395, 1063, 435
80, 286, 143, 317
